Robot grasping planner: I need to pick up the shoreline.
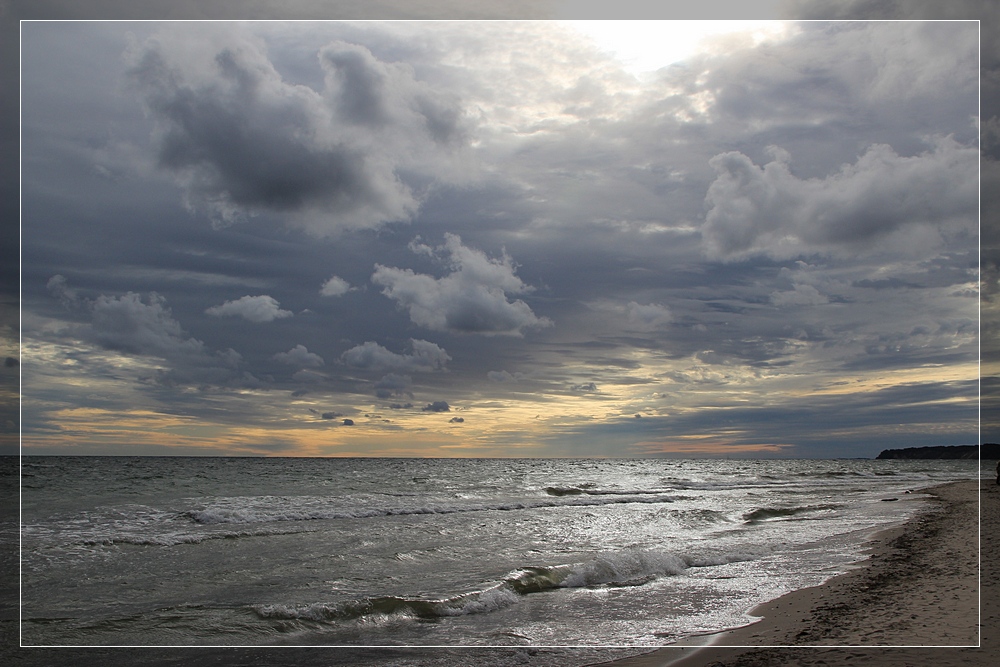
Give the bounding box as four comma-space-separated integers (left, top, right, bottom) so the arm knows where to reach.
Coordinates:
595, 478, 987, 667
2, 475, 989, 666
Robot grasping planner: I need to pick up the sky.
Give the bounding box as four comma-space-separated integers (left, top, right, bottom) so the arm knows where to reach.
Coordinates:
10, 6, 986, 458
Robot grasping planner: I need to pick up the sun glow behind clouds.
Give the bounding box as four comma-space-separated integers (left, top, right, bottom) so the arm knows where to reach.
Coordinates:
562, 20, 794, 74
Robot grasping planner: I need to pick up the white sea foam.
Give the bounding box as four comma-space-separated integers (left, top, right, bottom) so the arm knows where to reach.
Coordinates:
441, 586, 522, 616
253, 546, 762, 631
560, 549, 688, 588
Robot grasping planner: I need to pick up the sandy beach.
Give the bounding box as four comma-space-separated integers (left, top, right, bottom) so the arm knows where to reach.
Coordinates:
598, 478, 991, 667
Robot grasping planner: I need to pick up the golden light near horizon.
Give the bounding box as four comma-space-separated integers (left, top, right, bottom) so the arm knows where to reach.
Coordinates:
561, 20, 795, 75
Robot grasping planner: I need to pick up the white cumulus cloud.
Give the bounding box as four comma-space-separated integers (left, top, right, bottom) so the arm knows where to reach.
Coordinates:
273, 344, 325, 367
319, 275, 352, 297
372, 233, 552, 336
206, 295, 293, 322
341, 339, 451, 373
770, 283, 829, 307
702, 138, 978, 261
627, 302, 672, 328
487, 370, 523, 382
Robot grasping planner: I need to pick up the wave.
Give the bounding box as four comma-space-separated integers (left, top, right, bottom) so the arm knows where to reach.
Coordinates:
664, 508, 730, 527
742, 503, 841, 524
544, 485, 680, 498
77, 525, 315, 547
658, 478, 796, 492
253, 547, 757, 626
544, 482, 599, 496
796, 471, 865, 478
545, 486, 587, 496
255, 585, 523, 624
187, 493, 682, 526
794, 470, 901, 479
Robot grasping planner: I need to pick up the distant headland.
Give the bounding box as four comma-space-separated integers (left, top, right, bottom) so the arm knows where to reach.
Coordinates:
875, 444, 1000, 460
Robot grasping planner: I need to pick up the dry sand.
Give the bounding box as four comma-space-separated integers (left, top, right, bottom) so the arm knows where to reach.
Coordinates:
595, 478, 992, 667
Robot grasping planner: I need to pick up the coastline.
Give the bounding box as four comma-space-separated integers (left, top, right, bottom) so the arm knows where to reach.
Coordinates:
597, 478, 988, 667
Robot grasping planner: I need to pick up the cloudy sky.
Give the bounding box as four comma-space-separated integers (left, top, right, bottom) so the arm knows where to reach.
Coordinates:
15, 14, 980, 458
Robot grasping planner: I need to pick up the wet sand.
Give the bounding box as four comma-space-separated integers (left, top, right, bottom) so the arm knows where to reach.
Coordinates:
596, 478, 991, 667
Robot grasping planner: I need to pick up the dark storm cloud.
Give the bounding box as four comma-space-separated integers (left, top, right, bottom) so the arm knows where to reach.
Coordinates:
128, 39, 396, 225
372, 233, 552, 336
422, 401, 450, 412
126, 27, 469, 233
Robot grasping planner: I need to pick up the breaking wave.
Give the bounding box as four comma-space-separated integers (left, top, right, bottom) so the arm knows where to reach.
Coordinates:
742, 504, 842, 524
253, 547, 757, 626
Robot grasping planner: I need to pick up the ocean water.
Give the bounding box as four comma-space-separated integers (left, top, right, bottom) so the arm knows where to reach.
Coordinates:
19, 456, 978, 652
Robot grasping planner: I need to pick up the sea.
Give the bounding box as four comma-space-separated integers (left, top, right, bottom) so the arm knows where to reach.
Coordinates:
16, 456, 981, 662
